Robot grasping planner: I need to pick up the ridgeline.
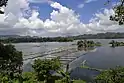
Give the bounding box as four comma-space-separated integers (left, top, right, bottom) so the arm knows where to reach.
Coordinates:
1, 32, 124, 43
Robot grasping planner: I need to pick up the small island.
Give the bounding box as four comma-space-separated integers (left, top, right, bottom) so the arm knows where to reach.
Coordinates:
77, 40, 101, 51
109, 40, 124, 47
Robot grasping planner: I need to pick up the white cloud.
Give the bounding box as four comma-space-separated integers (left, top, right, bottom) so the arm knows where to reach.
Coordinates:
85, 0, 97, 3
77, 0, 97, 9
77, 4, 84, 8
28, 0, 53, 4
16, 1, 89, 36
0, 0, 124, 37
87, 8, 124, 33
0, 1, 86, 37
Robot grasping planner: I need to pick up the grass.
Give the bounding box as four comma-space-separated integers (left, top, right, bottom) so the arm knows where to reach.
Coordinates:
80, 60, 103, 72
81, 65, 103, 71
55, 80, 86, 83
72, 80, 86, 83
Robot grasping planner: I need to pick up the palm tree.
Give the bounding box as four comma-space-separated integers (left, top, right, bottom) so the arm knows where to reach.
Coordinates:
77, 40, 83, 50
58, 64, 72, 83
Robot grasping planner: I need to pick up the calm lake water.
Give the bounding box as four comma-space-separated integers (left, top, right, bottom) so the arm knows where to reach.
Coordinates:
14, 42, 75, 56
13, 39, 124, 81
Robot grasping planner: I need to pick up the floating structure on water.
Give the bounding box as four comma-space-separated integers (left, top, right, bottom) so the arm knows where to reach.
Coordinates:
23, 45, 98, 72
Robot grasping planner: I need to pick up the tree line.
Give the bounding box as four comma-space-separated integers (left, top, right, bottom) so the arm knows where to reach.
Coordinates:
2, 32, 124, 43
0, 37, 73, 43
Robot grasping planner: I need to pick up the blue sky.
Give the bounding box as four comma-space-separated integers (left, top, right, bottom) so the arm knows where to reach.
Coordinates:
29, 0, 112, 23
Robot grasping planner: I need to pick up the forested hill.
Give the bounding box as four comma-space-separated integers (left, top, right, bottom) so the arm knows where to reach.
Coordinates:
1, 32, 124, 43
71, 32, 124, 39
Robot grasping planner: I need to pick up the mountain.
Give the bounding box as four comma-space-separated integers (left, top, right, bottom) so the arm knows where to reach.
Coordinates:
1, 32, 124, 40
71, 32, 124, 39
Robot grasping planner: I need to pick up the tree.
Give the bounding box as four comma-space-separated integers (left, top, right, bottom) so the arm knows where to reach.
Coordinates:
109, 40, 116, 47
106, 0, 124, 25
95, 66, 124, 83
58, 64, 72, 83
0, 43, 23, 82
32, 58, 61, 83
0, 0, 8, 14
77, 40, 101, 51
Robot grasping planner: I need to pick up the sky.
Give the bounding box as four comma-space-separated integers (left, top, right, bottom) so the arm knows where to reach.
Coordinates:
0, 0, 123, 37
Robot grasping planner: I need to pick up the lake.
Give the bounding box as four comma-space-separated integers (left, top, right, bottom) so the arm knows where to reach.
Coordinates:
13, 39, 124, 81
14, 42, 75, 56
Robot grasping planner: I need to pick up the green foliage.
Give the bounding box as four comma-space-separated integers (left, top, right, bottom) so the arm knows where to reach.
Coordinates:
95, 42, 101, 46
0, 74, 8, 83
58, 69, 71, 83
72, 80, 86, 83
32, 58, 61, 83
106, 0, 124, 25
77, 40, 101, 51
109, 40, 124, 47
95, 66, 124, 83
22, 72, 37, 83
0, 43, 23, 82
56, 80, 86, 83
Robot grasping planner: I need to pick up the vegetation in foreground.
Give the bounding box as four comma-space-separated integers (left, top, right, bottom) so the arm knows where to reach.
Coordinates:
95, 66, 124, 83
0, 43, 23, 83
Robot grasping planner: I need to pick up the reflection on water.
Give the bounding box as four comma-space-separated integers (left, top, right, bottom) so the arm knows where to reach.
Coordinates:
83, 46, 124, 69
70, 67, 100, 82
70, 46, 124, 81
